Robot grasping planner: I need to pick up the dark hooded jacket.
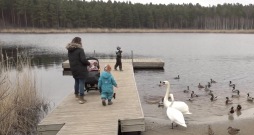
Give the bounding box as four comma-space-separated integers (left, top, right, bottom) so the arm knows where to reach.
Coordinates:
66, 43, 90, 79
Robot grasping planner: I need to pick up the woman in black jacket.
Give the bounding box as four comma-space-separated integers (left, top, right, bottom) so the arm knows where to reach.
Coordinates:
66, 37, 91, 104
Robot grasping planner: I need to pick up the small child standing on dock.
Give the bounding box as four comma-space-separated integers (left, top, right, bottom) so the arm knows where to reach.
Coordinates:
98, 64, 117, 106
114, 46, 123, 71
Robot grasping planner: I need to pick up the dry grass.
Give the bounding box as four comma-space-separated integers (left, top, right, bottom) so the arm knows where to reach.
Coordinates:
1, 28, 254, 34
0, 48, 49, 135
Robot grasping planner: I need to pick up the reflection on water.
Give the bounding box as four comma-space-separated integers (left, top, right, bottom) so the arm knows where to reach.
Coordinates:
1, 33, 254, 124
236, 110, 242, 117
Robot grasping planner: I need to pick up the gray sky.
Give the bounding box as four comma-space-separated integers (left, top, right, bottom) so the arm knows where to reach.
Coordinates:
90, 0, 253, 7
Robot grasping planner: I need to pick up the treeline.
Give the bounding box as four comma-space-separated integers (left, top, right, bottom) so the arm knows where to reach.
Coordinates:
0, 0, 254, 30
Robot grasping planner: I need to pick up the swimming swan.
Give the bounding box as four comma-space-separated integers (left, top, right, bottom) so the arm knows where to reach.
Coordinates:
167, 94, 187, 129
161, 81, 192, 114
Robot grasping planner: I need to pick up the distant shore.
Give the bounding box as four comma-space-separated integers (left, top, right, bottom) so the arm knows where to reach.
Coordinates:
1, 28, 254, 34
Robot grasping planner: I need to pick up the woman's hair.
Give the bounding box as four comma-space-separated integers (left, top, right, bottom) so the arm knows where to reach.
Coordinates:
72, 37, 81, 44
104, 64, 111, 73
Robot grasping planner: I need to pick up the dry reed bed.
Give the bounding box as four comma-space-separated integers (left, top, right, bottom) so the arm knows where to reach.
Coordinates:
0, 48, 49, 135
1, 28, 254, 33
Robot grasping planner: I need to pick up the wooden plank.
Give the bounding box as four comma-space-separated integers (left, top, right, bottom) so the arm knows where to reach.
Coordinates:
120, 118, 145, 126
121, 125, 145, 132
38, 123, 65, 131
39, 131, 60, 135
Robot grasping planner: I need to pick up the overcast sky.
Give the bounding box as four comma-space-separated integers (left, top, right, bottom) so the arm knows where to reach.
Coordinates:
89, 0, 253, 7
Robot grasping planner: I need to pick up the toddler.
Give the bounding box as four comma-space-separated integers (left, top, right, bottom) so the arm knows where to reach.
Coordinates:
98, 64, 117, 106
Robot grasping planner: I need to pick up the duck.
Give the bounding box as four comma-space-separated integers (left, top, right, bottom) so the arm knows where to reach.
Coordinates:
247, 93, 254, 101
226, 97, 233, 104
210, 79, 217, 83
208, 125, 214, 135
204, 85, 209, 91
210, 94, 217, 101
207, 82, 211, 88
191, 91, 198, 98
158, 81, 162, 87
236, 105, 242, 111
229, 107, 234, 115
227, 126, 240, 135
232, 86, 239, 93
208, 90, 213, 95
158, 97, 164, 107
160, 81, 191, 114
166, 93, 187, 129
229, 81, 235, 87
198, 83, 204, 88
183, 86, 190, 93
174, 75, 180, 79
188, 98, 194, 101
232, 90, 240, 98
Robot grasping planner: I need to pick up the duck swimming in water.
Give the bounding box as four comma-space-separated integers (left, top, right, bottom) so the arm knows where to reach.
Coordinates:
232, 90, 240, 98
207, 82, 211, 88
198, 83, 204, 88
247, 93, 254, 101
232, 86, 239, 93
229, 81, 235, 87
158, 97, 164, 107
236, 105, 242, 111
227, 126, 240, 135
191, 91, 198, 98
208, 90, 213, 96
174, 75, 180, 79
226, 97, 233, 104
210, 94, 217, 101
183, 86, 190, 93
210, 79, 217, 83
204, 85, 209, 91
229, 107, 234, 115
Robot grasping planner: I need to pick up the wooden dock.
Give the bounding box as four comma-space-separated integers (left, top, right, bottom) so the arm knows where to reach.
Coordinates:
62, 58, 164, 69
38, 61, 145, 135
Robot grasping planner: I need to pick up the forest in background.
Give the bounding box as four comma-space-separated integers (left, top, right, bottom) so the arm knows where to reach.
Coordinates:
0, 0, 254, 30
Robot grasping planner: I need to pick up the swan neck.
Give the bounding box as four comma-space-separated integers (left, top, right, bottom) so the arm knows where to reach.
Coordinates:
164, 83, 170, 103
169, 94, 174, 107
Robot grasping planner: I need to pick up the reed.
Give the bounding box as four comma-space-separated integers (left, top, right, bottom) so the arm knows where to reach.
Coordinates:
1, 28, 254, 33
0, 48, 49, 135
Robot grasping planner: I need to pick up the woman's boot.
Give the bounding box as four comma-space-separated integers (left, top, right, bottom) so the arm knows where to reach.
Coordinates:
79, 96, 87, 104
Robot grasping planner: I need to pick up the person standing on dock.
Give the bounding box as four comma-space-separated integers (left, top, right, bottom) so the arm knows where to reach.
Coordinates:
66, 37, 91, 104
114, 46, 123, 71
98, 64, 118, 106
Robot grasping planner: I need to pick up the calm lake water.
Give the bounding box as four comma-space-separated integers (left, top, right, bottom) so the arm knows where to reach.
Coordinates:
1, 33, 254, 124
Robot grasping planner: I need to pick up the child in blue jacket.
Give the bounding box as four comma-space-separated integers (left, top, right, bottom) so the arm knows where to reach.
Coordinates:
98, 64, 117, 106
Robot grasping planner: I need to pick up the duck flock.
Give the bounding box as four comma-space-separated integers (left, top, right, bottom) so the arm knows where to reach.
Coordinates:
157, 75, 254, 134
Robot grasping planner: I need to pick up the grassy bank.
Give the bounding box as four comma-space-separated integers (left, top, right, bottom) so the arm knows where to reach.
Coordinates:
1, 28, 254, 34
0, 49, 49, 135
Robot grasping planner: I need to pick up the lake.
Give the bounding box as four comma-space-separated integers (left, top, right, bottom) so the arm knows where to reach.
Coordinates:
1, 33, 254, 124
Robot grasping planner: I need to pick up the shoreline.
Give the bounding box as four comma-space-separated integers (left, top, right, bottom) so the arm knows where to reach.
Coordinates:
1, 28, 254, 34
141, 116, 254, 135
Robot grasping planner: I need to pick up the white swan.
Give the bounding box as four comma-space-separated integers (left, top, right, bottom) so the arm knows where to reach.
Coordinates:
161, 81, 192, 114
167, 94, 187, 129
